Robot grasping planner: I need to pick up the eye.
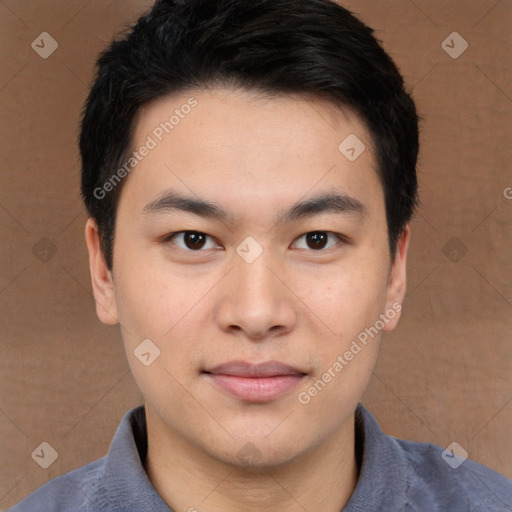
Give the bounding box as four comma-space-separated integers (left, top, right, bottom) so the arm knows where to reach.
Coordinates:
292, 231, 342, 251
165, 231, 221, 251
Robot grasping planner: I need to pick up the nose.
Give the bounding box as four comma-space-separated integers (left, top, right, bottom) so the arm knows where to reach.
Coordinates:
214, 250, 297, 341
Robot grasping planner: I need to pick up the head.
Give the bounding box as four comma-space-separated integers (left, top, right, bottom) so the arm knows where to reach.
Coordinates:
82, 0, 418, 470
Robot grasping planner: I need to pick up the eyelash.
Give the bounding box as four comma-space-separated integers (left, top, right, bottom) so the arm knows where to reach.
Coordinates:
162, 230, 347, 252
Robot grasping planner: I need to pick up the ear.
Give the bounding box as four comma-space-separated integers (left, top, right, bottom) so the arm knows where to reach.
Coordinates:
85, 218, 119, 325
382, 224, 411, 332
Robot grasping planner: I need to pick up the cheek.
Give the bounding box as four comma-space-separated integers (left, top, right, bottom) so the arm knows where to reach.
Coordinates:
112, 253, 218, 372
294, 268, 387, 418
296, 262, 389, 341
114, 249, 194, 335
112, 263, 205, 404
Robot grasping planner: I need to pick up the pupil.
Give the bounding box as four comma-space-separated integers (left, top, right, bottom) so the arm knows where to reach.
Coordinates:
307, 232, 327, 249
185, 232, 206, 249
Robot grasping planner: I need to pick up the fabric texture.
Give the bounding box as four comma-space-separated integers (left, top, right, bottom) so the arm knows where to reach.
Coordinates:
8, 404, 512, 511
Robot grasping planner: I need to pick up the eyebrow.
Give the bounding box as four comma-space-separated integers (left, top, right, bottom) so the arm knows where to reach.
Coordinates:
142, 190, 366, 223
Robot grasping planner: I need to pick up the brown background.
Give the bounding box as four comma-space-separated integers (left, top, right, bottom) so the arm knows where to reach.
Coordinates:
0, 0, 511, 508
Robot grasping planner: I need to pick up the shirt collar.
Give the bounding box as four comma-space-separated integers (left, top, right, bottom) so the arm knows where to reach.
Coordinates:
100, 406, 172, 511
99, 403, 407, 511
344, 405, 408, 510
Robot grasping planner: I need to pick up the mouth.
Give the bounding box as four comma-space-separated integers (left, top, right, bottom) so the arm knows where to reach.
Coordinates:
202, 360, 307, 402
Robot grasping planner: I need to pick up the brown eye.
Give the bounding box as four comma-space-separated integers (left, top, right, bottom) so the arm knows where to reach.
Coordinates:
305, 232, 328, 250
292, 231, 343, 251
183, 232, 207, 249
166, 231, 220, 251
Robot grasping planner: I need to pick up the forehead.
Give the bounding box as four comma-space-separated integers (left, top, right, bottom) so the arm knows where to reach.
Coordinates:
121, 87, 382, 219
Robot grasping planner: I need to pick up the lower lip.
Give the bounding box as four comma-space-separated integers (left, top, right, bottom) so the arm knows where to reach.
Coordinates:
205, 373, 304, 402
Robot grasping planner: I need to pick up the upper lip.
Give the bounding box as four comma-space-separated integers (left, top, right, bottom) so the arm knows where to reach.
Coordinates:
204, 360, 306, 377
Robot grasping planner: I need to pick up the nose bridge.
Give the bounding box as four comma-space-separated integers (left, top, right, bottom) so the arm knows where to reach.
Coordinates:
233, 245, 281, 304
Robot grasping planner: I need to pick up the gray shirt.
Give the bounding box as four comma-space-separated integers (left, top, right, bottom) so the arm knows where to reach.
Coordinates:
8, 404, 512, 511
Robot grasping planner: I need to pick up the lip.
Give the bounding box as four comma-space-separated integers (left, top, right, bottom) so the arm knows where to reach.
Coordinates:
203, 360, 306, 402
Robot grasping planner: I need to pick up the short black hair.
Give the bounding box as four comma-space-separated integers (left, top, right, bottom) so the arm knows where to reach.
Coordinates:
80, 0, 419, 269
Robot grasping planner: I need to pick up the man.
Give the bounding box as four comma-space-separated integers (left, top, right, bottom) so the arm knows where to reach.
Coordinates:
9, 0, 512, 510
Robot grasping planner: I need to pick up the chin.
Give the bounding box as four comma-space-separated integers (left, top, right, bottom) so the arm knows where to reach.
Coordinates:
215, 445, 304, 473
202, 427, 311, 473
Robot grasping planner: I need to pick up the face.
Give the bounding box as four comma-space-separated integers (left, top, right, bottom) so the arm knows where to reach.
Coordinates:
86, 87, 409, 469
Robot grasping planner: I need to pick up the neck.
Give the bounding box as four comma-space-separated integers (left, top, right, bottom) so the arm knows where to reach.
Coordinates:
144, 405, 359, 512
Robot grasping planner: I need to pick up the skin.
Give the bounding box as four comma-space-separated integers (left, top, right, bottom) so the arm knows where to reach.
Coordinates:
85, 87, 410, 512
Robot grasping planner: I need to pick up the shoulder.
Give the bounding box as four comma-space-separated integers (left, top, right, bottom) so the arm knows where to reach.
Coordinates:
7, 406, 153, 512
393, 437, 512, 510
7, 457, 107, 512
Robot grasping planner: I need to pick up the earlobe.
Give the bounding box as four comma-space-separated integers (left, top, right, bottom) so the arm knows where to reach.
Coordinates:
84, 218, 119, 325
382, 224, 411, 332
